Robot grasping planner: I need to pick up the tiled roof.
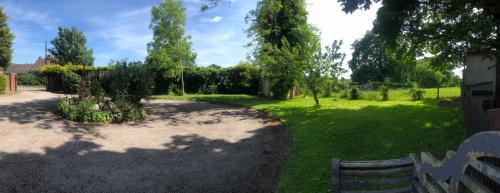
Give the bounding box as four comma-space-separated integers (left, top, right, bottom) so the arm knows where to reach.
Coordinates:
6, 64, 39, 74
5, 57, 50, 74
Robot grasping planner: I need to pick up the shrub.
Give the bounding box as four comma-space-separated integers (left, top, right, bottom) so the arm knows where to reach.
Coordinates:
61, 71, 81, 94
340, 89, 349, 99
113, 98, 144, 122
17, 73, 45, 85
379, 85, 389, 101
0, 73, 6, 95
363, 92, 379, 101
350, 87, 361, 100
56, 97, 137, 124
181, 64, 260, 95
104, 60, 154, 103
409, 88, 425, 100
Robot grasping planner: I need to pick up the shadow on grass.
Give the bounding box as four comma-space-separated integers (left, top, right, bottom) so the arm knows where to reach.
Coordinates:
175, 95, 466, 193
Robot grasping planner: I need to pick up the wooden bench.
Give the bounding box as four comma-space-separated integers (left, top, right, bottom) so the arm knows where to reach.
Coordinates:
332, 131, 500, 193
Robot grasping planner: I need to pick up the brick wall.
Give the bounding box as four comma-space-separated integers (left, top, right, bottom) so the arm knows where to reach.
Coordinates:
0, 70, 17, 94
7, 73, 17, 93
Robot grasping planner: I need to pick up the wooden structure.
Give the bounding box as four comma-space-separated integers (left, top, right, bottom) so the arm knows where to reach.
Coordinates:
332, 131, 500, 193
0, 68, 17, 94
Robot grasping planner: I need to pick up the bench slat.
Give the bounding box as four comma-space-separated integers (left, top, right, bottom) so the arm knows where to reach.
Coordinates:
341, 176, 412, 186
461, 175, 494, 193
343, 186, 413, 193
422, 180, 440, 193
340, 157, 414, 169
341, 166, 413, 176
469, 159, 500, 184
412, 179, 425, 193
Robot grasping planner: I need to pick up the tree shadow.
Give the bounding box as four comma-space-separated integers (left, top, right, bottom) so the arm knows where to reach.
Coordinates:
0, 123, 291, 193
0, 98, 102, 138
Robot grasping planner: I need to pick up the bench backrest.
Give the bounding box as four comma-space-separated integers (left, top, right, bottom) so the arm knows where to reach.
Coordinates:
413, 131, 500, 193
332, 131, 500, 193
331, 157, 416, 193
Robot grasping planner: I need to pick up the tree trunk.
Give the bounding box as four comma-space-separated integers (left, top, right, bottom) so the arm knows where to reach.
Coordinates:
303, 84, 307, 98
437, 85, 440, 99
181, 66, 185, 96
312, 87, 320, 106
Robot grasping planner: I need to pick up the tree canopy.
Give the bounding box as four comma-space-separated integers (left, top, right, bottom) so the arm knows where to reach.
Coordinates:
0, 7, 14, 70
349, 31, 415, 84
147, 0, 196, 94
247, 0, 314, 99
49, 27, 94, 66
339, 0, 500, 100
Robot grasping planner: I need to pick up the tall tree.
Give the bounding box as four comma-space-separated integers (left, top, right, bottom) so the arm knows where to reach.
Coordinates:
247, 0, 313, 99
147, 0, 196, 95
49, 27, 94, 66
338, 0, 500, 104
349, 31, 416, 84
0, 7, 14, 70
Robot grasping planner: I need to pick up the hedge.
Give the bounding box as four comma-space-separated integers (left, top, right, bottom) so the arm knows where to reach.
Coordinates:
17, 73, 46, 85
41, 64, 110, 75
157, 64, 260, 95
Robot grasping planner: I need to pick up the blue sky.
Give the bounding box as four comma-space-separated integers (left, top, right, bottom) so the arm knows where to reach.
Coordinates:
2, 0, 381, 69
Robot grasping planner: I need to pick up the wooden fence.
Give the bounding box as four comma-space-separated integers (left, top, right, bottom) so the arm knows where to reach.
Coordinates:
461, 83, 500, 192
462, 83, 498, 136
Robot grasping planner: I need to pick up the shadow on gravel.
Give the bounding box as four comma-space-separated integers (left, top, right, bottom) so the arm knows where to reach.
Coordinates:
0, 98, 291, 193
0, 124, 290, 193
0, 99, 102, 138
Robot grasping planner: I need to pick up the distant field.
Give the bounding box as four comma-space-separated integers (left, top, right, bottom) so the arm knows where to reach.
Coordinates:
334, 87, 460, 101
153, 87, 464, 193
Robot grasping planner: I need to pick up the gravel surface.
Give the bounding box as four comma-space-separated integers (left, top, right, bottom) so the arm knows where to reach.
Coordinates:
0, 91, 290, 193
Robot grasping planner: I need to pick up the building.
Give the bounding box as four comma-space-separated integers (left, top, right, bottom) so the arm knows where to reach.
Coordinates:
6, 57, 50, 75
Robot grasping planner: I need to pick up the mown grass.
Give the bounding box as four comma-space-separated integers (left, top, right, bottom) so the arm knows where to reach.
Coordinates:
153, 87, 465, 193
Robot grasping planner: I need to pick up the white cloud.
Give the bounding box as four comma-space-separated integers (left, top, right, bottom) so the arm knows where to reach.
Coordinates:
2, 0, 59, 30
201, 16, 223, 23
307, 0, 381, 78
87, 7, 152, 64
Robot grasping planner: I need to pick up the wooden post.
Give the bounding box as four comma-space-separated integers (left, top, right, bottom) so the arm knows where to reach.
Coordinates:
331, 158, 341, 193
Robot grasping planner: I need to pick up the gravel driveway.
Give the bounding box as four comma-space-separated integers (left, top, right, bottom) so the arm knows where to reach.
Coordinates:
0, 91, 290, 193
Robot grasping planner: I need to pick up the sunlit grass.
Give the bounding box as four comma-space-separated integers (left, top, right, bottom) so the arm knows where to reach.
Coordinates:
153, 87, 465, 193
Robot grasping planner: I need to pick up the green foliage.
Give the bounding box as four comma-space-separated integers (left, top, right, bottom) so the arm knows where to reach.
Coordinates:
339, 0, 497, 72
349, 31, 415, 84
0, 73, 6, 94
41, 64, 110, 74
0, 7, 14, 70
409, 88, 425, 101
248, 0, 313, 100
340, 89, 349, 99
77, 99, 112, 124
304, 37, 346, 105
57, 97, 143, 124
153, 92, 464, 193
113, 98, 144, 122
350, 87, 360, 100
57, 98, 80, 120
160, 62, 260, 95
415, 58, 461, 88
60, 71, 81, 94
147, 0, 196, 94
104, 60, 154, 103
379, 85, 389, 101
49, 26, 94, 66
16, 73, 45, 85
57, 98, 112, 124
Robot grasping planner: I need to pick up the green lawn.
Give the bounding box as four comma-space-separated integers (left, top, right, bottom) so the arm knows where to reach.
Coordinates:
153, 87, 465, 193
